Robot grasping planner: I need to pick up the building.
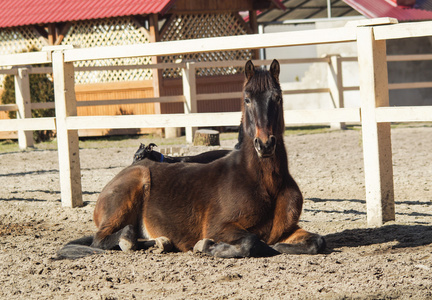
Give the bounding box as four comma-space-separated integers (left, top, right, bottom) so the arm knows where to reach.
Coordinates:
0, 0, 283, 136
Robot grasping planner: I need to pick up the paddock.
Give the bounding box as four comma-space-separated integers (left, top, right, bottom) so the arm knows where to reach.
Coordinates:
1, 18, 432, 227
0, 127, 431, 298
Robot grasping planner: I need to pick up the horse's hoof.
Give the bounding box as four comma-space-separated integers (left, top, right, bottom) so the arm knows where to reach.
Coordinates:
155, 236, 173, 253
119, 225, 136, 252
119, 238, 134, 252
193, 238, 214, 254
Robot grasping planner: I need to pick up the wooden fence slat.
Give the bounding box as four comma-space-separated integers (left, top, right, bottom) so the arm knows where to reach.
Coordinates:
61, 108, 361, 130
196, 92, 242, 101
388, 82, 432, 90
77, 95, 185, 107
284, 108, 360, 124
0, 51, 51, 67
52, 51, 83, 208
65, 112, 243, 129
357, 26, 395, 226
0, 104, 18, 111
387, 54, 432, 62
375, 106, 432, 122
374, 20, 432, 40
0, 118, 56, 131
63, 27, 357, 62
282, 88, 330, 95
15, 68, 34, 149
31, 102, 55, 110
182, 62, 198, 143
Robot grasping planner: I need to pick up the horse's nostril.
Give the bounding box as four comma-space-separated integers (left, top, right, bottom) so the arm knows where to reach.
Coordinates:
269, 135, 276, 146
254, 138, 261, 151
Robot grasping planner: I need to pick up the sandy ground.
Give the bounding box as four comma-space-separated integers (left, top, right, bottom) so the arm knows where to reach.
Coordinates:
0, 126, 431, 299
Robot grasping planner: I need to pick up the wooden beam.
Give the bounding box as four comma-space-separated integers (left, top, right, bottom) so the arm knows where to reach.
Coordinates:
14, 68, 34, 149
0, 51, 50, 67
76, 96, 185, 107
375, 106, 432, 122
0, 117, 56, 131
52, 51, 83, 208
132, 16, 151, 41
248, 10, 260, 59
47, 24, 56, 45
63, 27, 357, 62
54, 22, 72, 46
182, 62, 198, 143
149, 13, 163, 115
357, 26, 395, 226
0, 104, 18, 111
61, 107, 361, 131
327, 55, 346, 130
65, 112, 243, 129
373, 20, 432, 40
30, 25, 49, 46
159, 14, 177, 39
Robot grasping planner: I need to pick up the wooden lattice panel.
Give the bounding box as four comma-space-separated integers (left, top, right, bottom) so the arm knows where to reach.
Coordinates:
161, 13, 252, 78
60, 17, 152, 84
0, 27, 46, 88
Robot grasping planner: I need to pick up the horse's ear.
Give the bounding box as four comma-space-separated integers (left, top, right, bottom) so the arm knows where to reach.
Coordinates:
270, 59, 280, 81
245, 60, 255, 81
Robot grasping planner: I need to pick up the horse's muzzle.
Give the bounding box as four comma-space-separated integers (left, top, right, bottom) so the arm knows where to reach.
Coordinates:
254, 136, 276, 158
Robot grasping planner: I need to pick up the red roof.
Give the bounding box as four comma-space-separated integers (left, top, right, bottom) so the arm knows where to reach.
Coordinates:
344, 0, 432, 21
0, 0, 176, 28
0, 0, 285, 28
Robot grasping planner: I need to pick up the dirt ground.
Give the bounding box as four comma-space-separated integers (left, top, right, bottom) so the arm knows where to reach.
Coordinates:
0, 126, 431, 299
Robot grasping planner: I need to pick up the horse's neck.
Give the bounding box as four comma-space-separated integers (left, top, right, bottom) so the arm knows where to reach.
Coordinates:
240, 136, 289, 195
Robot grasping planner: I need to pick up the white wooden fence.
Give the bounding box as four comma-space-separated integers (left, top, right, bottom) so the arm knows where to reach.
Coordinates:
1, 18, 432, 226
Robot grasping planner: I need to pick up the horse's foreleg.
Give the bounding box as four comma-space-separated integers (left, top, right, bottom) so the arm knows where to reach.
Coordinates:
272, 228, 326, 254
194, 235, 277, 258
194, 225, 278, 258
91, 224, 137, 251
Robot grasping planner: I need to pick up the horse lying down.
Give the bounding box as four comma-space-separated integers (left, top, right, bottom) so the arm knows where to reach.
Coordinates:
57, 59, 326, 259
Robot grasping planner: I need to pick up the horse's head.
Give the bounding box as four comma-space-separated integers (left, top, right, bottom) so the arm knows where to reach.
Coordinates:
242, 59, 284, 158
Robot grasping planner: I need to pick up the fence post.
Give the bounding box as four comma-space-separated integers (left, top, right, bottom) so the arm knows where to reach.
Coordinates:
327, 55, 346, 130
357, 26, 395, 226
182, 62, 197, 143
52, 50, 83, 208
15, 68, 34, 149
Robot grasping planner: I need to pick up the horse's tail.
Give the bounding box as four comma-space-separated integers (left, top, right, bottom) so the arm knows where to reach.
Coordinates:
56, 236, 104, 260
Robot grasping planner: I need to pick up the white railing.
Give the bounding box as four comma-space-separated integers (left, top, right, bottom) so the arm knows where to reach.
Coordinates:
1, 18, 432, 226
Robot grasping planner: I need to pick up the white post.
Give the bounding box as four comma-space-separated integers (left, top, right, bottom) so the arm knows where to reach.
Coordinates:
182, 62, 197, 143
357, 26, 395, 226
52, 51, 83, 208
15, 68, 34, 149
327, 55, 346, 130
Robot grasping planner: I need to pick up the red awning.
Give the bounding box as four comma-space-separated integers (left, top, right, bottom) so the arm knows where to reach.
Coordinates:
0, 0, 176, 28
344, 0, 432, 21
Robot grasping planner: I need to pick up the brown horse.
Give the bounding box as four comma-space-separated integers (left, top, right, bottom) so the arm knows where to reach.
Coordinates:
58, 60, 325, 259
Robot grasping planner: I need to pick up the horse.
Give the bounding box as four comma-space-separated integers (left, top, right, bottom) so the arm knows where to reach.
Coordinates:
58, 59, 326, 259
132, 143, 232, 165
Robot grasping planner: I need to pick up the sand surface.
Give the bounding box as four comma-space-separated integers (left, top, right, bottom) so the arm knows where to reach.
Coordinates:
0, 126, 431, 299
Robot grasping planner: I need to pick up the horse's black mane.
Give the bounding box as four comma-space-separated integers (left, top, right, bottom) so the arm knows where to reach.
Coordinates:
245, 67, 281, 93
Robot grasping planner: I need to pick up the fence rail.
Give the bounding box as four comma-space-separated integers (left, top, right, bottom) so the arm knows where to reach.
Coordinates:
1, 17, 432, 226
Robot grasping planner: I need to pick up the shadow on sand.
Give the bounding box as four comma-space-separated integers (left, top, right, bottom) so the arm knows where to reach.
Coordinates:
325, 224, 432, 251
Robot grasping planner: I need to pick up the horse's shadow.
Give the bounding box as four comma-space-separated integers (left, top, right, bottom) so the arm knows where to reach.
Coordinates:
324, 224, 432, 252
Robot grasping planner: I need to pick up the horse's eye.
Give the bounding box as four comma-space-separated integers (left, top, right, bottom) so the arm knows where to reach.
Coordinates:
244, 98, 251, 105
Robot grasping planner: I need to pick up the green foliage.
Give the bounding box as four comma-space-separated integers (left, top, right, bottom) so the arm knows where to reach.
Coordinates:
1, 47, 55, 143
